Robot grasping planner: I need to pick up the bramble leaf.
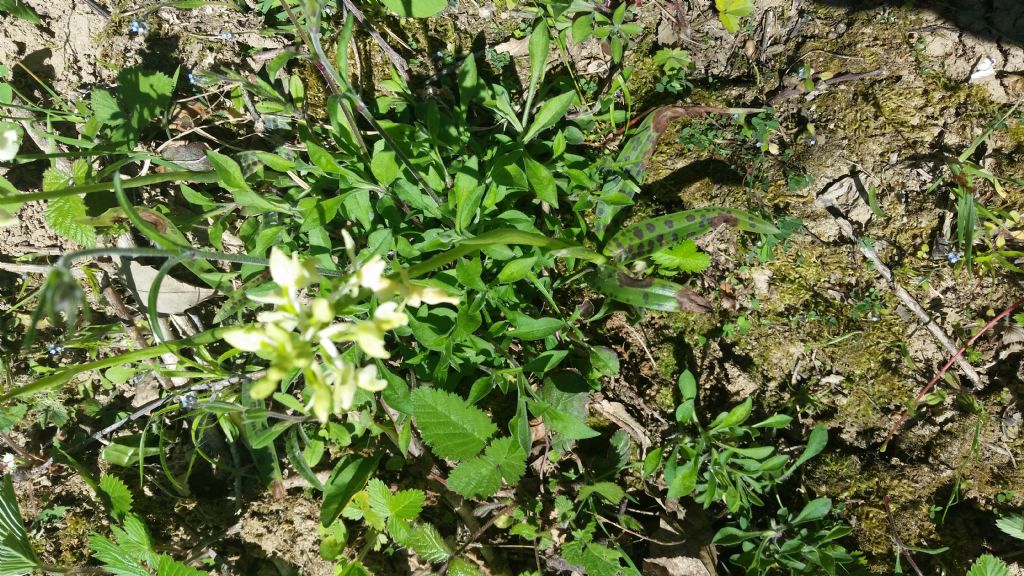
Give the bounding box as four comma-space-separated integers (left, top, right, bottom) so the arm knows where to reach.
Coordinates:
411, 388, 497, 460
99, 474, 134, 520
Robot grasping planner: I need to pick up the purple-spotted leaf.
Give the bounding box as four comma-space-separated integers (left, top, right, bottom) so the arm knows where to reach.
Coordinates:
605, 207, 778, 264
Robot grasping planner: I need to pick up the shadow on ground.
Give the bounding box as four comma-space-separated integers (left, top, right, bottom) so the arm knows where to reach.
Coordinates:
815, 0, 1024, 46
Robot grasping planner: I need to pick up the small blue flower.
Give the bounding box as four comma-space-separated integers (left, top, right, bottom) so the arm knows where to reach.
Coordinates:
219, 31, 233, 41
180, 391, 198, 410
808, 137, 817, 146
947, 251, 961, 265
129, 20, 148, 34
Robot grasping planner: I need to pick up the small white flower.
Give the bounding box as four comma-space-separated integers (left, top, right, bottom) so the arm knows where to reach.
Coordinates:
2, 453, 15, 471
355, 364, 387, 392
349, 321, 389, 358
269, 247, 319, 292
0, 128, 20, 162
405, 285, 460, 308
223, 326, 271, 352
356, 256, 392, 293
373, 301, 408, 331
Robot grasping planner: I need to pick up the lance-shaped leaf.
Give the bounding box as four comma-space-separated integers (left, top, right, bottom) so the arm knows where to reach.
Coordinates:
604, 207, 778, 264
587, 268, 711, 313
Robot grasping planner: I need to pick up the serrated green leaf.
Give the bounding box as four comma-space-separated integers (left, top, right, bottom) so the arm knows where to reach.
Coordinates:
89, 534, 149, 576
0, 475, 41, 575
117, 68, 176, 136
155, 554, 209, 576
447, 557, 483, 576
387, 489, 426, 522
996, 513, 1024, 541
484, 436, 526, 485
91, 89, 123, 125
966, 555, 1010, 576
409, 523, 450, 563
447, 457, 501, 499
45, 194, 96, 248
99, 473, 133, 519
650, 240, 710, 273
411, 388, 497, 460
533, 372, 599, 440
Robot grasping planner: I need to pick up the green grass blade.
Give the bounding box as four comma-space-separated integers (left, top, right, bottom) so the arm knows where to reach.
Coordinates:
0, 328, 227, 402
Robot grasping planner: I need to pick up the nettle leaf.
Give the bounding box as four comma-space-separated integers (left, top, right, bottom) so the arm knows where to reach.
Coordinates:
650, 240, 710, 273
99, 473, 134, 520
366, 478, 426, 525
43, 169, 96, 248
605, 207, 778, 264
411, 388, 497, 460
716, 0, 754, 33
966, 555, 1010, 576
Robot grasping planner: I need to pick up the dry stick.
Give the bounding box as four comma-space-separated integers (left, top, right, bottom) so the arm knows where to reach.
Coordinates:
441, 503, 519, 574
857, 238, 981, 387
883, 299, 1023, 446
339, 0, 410, 81
829, 215, 981, 387
883, 495, 925, 576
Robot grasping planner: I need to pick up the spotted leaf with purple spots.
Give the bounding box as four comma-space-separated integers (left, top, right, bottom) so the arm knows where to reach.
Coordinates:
604, 207, 778, 264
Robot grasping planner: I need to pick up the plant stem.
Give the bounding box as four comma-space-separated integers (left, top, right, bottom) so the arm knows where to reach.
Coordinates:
0, 170, 219, 205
